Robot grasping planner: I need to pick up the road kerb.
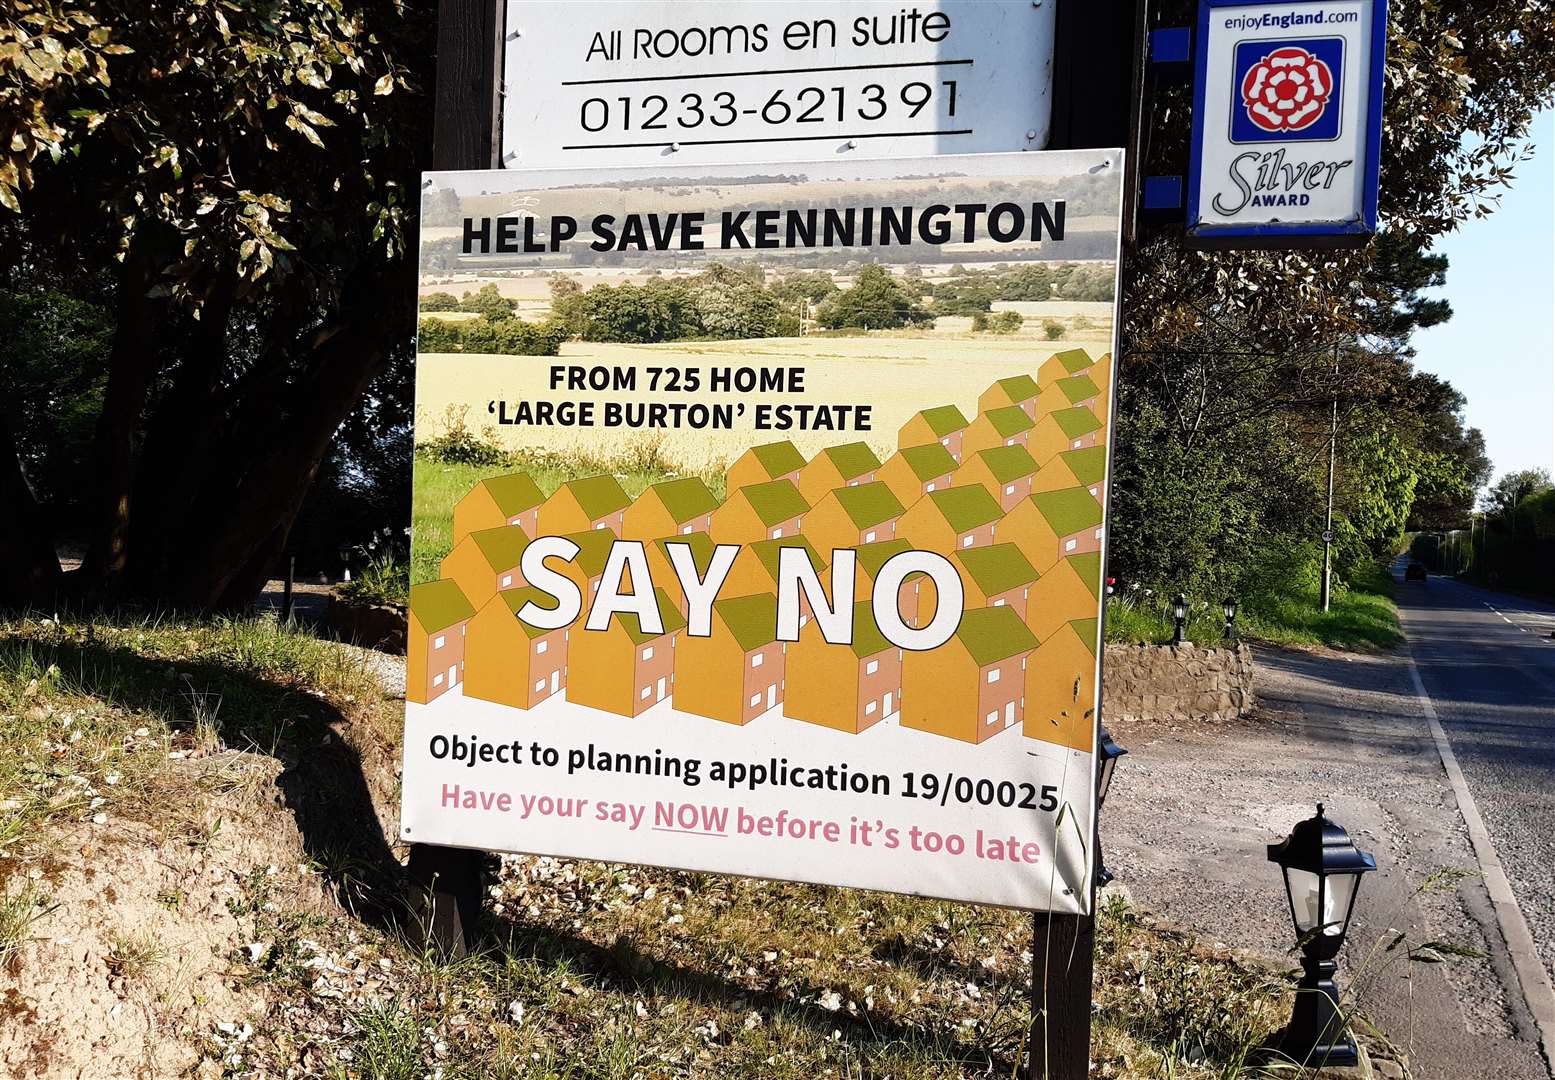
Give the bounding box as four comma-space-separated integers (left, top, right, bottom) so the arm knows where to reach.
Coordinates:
1408, 651, 1555, 1077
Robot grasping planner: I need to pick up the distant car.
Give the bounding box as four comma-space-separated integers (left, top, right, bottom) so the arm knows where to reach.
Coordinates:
1405, 562, 1427, 582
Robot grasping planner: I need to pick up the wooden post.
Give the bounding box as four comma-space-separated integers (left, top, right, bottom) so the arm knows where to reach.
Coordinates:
1030, 910, 1096, 1079
403, 0, 506, 957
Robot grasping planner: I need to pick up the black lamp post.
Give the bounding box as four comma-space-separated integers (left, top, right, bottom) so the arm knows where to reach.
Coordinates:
1171, 592, 1188, 645
1095, 730, 1128, 887
1266, 804, 1377, 1067
1223, 596, 1239, 641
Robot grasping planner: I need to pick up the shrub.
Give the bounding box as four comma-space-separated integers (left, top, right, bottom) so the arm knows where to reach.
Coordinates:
1042, 319, 1064, 340
457, 283, 516, 318
989, 310, 1023, 334
818, 265, 934, 330
337, 549, 409, 608
416, 316, 567, 356
970, 311, 989, 332
419, 291, 460, 312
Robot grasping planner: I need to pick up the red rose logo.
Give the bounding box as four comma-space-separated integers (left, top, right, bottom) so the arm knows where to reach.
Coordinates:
1240, 46, 1334, 132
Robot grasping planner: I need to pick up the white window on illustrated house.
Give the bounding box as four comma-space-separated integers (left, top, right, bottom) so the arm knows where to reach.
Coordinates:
751, 653, 764, 668
1065, 538, 1078, 551
534, 679, 546, 693
595, 521, 607, 529
962, 535, 974, 547
1073, 439, 1083, 449
865, 659, 879, 675
1006, 438, 1016, 447
771, 528, 783, 539
942, 437, 950, 445
642, 646, 654, 661
1095, 528, 1104, 540
849, 479, 859, 486
750, 693, 761, 707
865, 530, 876, 543
641, 686, 652, 700
433, 635, 446, 650
926, 482, 936, 492
987, 668, 1001, 684
865, 700, 877, 716
682, 525, 694, 534
433, 673, 445, 687
501, 574, 513, 587
1005, 484, 1015, 496
994, 598, 1005, 607
1021, 657, 1027, 670
986, 710, 999, 726
1090, 486, 1099, 497
536, 640, 548, 654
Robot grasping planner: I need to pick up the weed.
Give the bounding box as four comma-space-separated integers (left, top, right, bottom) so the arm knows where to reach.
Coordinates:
106, 931, 165, 980
0, 881, 54, 970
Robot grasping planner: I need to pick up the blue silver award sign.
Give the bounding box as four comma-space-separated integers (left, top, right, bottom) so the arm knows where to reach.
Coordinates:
1186, 0, 1386, 248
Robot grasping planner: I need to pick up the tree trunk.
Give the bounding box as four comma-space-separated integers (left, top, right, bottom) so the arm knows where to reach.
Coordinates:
81, 232, 164, 598
0, 413, 62, 608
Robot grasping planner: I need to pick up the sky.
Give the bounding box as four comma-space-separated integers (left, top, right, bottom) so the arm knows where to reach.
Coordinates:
1410, 108, 1555, 487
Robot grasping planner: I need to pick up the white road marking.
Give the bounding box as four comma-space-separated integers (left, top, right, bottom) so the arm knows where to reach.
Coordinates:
1409, 651, 1555, 1074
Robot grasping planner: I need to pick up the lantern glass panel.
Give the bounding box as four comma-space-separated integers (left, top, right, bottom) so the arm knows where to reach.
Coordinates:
1099, 755, 1117, 802
1285, 867, 1358, 936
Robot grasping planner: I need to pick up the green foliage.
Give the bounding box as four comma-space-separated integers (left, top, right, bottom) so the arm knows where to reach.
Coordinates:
769, 270, 838, 306
1042, 319, 1065, 340
456, 283, 516, 318
931, 278, 995, 315
418, 291, 459, 312
549, 264, 801, 343
416, 316, 567, 356
817, 265, 934, 330
336, 549, 408, 608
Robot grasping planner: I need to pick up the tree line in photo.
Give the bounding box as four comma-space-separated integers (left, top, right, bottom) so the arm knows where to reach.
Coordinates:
1412, 469, 1555, 594
415, 260, 1116, 351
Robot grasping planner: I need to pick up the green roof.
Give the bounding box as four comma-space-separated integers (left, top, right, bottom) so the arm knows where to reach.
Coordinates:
898, 443, 958, 481
750, 440, 806, 478
1064, 551, 1103, 600
646, 477, 719, 524
1055, 373, 1100, 404
1058, 446, 1107, 486
617, 587, 688, 645
468, 526, 528, 570
653, 532, 718, 576
497, 586, 561, 639
1050, 348, 1093, 375
479, 473, 544, 516
1028, 487, 1104, 536
564, 474, 631, 520
993, 374, 1040, 402
1051, 407, 1102, 439
741, 479, 810, 526
715, 593, 778, 652
954, 543, 1039, 596
926, 486, 1003, 533
917, 405, 969, 437
846, 600, 891, 659
822, 441, 882, 482
976, 445, 1038, 484
750, 536, 825, 582
956, 606, 1038, 666
563, 527, 618, 577
1068, 617, 1100, 658
853, 539, 912, 579
830, 482, 904, 530
410, 579, 475, 633
983, 406, 1035, 437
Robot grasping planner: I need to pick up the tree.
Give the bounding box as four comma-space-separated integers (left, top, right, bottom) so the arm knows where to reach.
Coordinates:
1484, 469, 1554, 517
818, 265, 933, 330
0, 0, 431, 610
457, 283, 516, 318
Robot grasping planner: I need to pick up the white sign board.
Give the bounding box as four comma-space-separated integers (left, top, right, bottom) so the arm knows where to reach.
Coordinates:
500, 1, 1056, 168
405, 151, 1125, 911
1186, 0, 1385, 245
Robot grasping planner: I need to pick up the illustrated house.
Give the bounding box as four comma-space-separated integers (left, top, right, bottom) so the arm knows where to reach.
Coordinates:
803, 482, 905, 558
962, 405, 1035, 458
977, 374, 1042, 419
648, 532, 718, 617
956, 445, 1039, 511
463, 587, 568, 709
408, 579, 475, 706
797, 442, 883, 503
895, 485, 1004, 556
785, 601, 901, 734
901, 606, 1038, 744
1033, 445, 1108, 505
623, 476, 719, 541
898, 405, 971, 463
1036, 347, 1094, 387
674, 593, 785, 726
1024, 617, 1099, 752
726, 440, 807, 493
1001, 487, 1105, 574
557, 527, 620, 609
1035, 372, 1103, 421
451, 473, 544, 545
566, 587, 687, 718
438, 525, 529, 610
952, 543, 1040, 619
853, 538, 919, 628
1026, 551, 1102, 645
1027, 406, 1103, 466
722, 536, 827, 617
876, 443, 958, 507
709, 479, 809, 545
536, 474, 632, 536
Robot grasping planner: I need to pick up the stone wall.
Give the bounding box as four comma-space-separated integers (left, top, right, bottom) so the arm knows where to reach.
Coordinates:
1102, 642, 1255, 723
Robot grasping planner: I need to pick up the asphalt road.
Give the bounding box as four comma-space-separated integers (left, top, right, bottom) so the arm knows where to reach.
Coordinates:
1104, 567, 1555, 1079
